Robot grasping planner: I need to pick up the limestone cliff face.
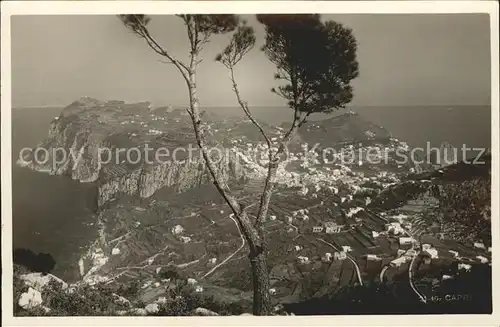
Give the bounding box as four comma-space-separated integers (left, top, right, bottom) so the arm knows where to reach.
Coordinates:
19, 98, 271, 208
96, 149, 246, 207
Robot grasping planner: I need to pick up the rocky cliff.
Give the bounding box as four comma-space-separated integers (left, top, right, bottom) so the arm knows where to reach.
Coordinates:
19, 98, 280, 207
19, 98, 404, 208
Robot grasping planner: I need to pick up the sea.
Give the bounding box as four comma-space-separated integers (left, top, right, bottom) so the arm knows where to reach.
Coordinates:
10, 105, 491, 281
11, 107, 98, 281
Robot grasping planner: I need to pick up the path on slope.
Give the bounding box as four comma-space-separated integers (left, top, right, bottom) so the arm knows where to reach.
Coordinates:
201, 213, 246, 279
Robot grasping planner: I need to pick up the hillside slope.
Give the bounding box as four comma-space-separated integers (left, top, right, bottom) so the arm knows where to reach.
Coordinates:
15, 98, 492, 315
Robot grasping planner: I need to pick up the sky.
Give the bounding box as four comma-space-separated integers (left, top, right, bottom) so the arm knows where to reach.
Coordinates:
11, 13, 491, 108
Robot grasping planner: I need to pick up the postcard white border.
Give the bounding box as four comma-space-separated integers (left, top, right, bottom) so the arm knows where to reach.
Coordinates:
1, 1, 499, 326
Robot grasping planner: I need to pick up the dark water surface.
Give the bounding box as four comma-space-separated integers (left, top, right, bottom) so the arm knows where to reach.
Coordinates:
12, 107, 97, 281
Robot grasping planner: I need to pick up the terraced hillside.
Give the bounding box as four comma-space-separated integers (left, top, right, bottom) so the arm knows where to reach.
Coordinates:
17, 98, 492, 314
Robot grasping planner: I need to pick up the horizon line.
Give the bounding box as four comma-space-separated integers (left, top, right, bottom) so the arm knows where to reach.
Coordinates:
11, 103, 492, 109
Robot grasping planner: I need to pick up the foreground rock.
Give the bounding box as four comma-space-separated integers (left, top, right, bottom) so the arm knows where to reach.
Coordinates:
20, 272, 68, 292
18, 287, 43, 309
192, 307, 219, 316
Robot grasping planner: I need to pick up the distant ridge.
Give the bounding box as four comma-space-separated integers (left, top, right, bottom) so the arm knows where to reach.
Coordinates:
281, 111, 392, 147
14, 105, 65, 109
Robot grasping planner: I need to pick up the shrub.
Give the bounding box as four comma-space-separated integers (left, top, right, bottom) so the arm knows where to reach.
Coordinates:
116, 279, 140, 298
40, 280, 123, 316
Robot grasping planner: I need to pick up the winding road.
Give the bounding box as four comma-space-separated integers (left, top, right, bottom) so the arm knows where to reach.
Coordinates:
377, 226, 427, 303
408, 251, 427, 303
316, 237, 363, 286
404, 229, 427, 303
379, 266, 388, 282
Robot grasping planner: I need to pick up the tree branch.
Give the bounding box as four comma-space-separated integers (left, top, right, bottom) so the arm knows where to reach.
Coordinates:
229, 66, 272, 149
131, 15, 190, 79
182, 20, 263, 249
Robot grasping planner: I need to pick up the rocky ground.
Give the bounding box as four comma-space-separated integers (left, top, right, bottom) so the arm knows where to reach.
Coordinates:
14, 98, 492, 315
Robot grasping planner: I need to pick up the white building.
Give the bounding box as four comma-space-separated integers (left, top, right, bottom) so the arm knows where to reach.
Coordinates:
334, 251, 347, 261
346, 207, 363, 218
474, 242, 485, 249
322, 252, 333, 262
312, 226, 324, 233
386, 222, 405, 235
422, 244, 432, 251
448, 250, 459, 258
399, 237, 415, 245
324, 221, 343, 234
458, 263, 472, 272
179, 236, 191, 243
365, 254, 382, 261
171, 225, 184, 235
372, 231, 380, 238
390, 256, 407, 268
424, 248, 439, 259
297, 256, 310, 264
342, 245, 353, 253
442, 275, 453, 280
476, 255, 489, 263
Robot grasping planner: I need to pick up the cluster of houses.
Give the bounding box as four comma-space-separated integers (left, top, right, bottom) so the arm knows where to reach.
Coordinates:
388, 240, 491, 269
296, 245, 353, 264
294, 206, 491, 274
322, 251, 347, 262
371, 221, 418, 246
385, 221, 409, 235
473, 242, 491, 264
389, 247, 423, 268
311, 221, 344, 234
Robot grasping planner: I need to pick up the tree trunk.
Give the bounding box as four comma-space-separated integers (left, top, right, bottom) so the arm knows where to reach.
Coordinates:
186, 49, 273, 316
250, 247, 272, 315
255, 161, 278, 226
